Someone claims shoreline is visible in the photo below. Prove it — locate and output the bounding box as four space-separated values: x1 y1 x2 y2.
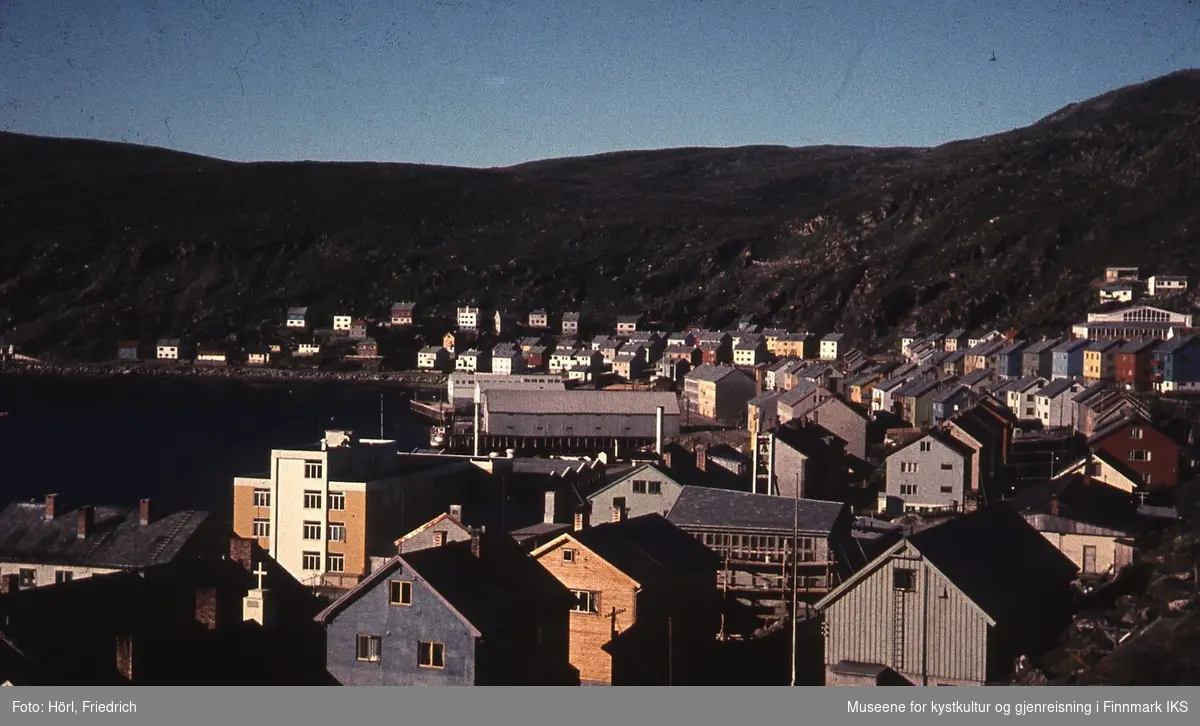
0 361 448 389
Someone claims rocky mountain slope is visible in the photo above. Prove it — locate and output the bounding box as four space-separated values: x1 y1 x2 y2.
2 70 1200 359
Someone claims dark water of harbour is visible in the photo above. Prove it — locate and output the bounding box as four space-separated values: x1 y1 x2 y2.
0 376 427 523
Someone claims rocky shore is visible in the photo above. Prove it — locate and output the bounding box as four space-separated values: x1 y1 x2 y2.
0 360 448 389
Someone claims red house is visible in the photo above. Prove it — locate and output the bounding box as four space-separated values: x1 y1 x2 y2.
1114 339 1160 392
1087 415 1180 490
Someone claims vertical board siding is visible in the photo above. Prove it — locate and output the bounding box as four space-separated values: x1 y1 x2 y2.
825 545 987 685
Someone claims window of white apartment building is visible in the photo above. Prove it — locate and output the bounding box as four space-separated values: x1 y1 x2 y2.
302 551 321 570
304 491 322 509
328 523 346 542
304 461 323 479
253 519 271 537
253 489 271 507
303 521 321 540
327 553 345 573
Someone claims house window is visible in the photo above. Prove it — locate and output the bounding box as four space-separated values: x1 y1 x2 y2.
55 570 73 584
302 552 321 570
252 488 271 507
940 463 953 470
17 569 36 587
562 549 576 563
328 523 346 542
304 491 322 509
893 568 917 591
433 531 447 546
919 441 931 452
570 589 599 613
328 492 346 510
1128 450 1152 462
303 521 321 540
252 518 271 538
1130 427 1144 439
304 461 323 479
418 641 446 669
356 635 381 663
1086 463 1102 476
389 580 413 606
327 553 345 573
632 480 647 494
940 485 954 494
900 462 919 473
900 484 918 495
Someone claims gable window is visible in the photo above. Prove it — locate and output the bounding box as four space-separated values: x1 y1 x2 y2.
356 635 381 663
919 441 932 452
252 488 271 507
648 481 662 495
1128 450 1152 462
1086 462 1102 476
303 521 321 540
893 568 917 591
252 518 271 538
632 480 647 494
562 548 576 563
328 492 346 511
328 523 347 542
434 531 447 546
1129 427 1144 439
304 461 323 479
302 551 321 570
418 641 446 669
570 589 599 614
389 580 413 606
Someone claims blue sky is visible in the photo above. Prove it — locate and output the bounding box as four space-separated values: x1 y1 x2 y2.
1 0 1198 167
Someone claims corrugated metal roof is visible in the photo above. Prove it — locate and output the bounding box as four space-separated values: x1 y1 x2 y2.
483 389 680 415
667 486 845 533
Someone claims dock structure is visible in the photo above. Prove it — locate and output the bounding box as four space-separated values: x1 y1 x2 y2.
409 399 456 424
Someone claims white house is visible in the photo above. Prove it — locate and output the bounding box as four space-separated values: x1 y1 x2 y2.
528 310 549 328
1146 275 1188 297
332 315 352 333
296 341 321 357
456 306 482 331
820 334 844 361
456 349 489 373
490 346 526 375
286 307 308 329
417 346 451 371
549 347 580 374
156 338 180 360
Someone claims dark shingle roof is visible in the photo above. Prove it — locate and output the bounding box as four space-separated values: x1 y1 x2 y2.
666 486 845 534
0 502 209 569
908 505 1078 622
483 390 680 415
570 514 720 584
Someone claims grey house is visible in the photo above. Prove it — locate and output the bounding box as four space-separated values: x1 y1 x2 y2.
1021 339 1061 378
882 430 973 515
316 532 577 685
1035 378 1088 429
931 385 973 425
816 506 1078 686
586 463 687 522
1051 339 1089 380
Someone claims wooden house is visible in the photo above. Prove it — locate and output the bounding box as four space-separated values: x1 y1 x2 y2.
355 338 379 358
1033 378 1087 429
390 302 416 326
417 346 452 371
1082 339 1123 382
530 515 720 685
1086 415 1180 490
1021 339 1060 378
156 338 181 361
528 310 549 329
316 532 577 685
349 320 368 341
615 315 641 335
881 430 973 515
246 346 271 366
1151 334 1200 392
286 306 308 329
195 345 227 365
561 312 580 336
1113 339 1159 391
816 506 1078 686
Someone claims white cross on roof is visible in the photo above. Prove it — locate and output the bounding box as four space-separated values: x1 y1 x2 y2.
253 563 268 590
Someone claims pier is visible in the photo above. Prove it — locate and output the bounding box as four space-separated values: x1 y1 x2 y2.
408 399 457 424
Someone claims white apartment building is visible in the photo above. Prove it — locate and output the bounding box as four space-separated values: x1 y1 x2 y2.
457 306 482 331
333 315 352 332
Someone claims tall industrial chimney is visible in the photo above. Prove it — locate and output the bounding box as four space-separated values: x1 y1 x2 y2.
655 406 664 455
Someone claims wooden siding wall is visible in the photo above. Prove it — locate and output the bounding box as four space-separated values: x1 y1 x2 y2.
823 546 989 685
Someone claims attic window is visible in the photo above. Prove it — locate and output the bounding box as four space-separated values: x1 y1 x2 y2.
1129 427 1144 439
562 549 576 563
389 580 413 606
919 441 932 452
892 568 916 592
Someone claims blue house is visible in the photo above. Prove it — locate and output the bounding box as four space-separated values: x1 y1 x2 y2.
932 385 974 425
1152 334 1200 393
315 531 577 686
1050 339 1089 380
992 340 1028 379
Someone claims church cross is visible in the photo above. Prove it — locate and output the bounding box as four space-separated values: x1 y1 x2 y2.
253 563 268 590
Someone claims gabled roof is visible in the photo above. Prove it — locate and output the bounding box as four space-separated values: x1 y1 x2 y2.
1084 339 1123 353
822 333 845 342
561 311 581 320
748 390 784 408
156 338 181 347
287 306 308 315
1052 339 1090 353
959 368 994 387
964 340 1004 357
1154 334 1200 354
1087 414 1167 447
1023 338 1062 355
394 511 470 547
483 390 680 416
666 486 846 534
685 364 747 383
893 377 941 399
1116 339 1160 355
535 514 719 586
1036 378 1085 401
817 506 1077 625
891 428 975 460
932 384 971 405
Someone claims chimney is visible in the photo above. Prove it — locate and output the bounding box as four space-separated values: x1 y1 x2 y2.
116 635 135 682
573 511 585 532
0 574 18 594
543 491 556 525
138 498 153 526
1049 496 1060 517
449 504 463 521
695 443 708 472
195 586 219 630
469 527 484 558
77 505 95 539
44 493 59 521
655 406 664 455
230 536 254 572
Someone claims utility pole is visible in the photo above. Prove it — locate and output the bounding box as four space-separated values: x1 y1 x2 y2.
790 472 799 687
